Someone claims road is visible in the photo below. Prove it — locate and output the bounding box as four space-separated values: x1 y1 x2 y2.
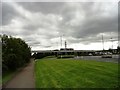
74 55 119 63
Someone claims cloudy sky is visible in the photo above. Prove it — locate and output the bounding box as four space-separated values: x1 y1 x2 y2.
1 0 119 50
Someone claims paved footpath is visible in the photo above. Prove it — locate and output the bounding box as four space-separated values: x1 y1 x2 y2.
3 60 35 88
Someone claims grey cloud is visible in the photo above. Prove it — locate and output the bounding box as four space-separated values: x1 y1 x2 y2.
118 2 120 46
28 41 41 45
67 33 118 45
72 16 118 39
20 34 53 47
2 2 19 25
2 2 118 50
0 2 2 26
2 30 19 36
57 2 118 41
17 2 65 14
23 24 39 31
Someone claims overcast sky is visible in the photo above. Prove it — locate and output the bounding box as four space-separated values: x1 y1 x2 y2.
1 0 119 50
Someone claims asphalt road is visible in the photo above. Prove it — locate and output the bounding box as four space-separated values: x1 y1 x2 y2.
74 55 119 63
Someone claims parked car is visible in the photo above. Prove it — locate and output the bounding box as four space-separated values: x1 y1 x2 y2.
101 54 112 58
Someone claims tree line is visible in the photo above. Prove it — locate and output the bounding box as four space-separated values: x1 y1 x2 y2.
32 52 54 59
1 34 31 74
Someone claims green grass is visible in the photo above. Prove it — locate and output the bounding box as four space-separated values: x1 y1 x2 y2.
2 70 16 85
35 58 118 88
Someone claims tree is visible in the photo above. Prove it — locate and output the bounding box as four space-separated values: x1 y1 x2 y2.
2 34 31 73
117 46 120 54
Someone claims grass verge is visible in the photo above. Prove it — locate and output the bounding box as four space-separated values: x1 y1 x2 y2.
2 70 16 85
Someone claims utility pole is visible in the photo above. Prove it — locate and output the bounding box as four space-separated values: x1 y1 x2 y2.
102 34 104 51
65 41 67 49
65 41 67 55
60 35 63 58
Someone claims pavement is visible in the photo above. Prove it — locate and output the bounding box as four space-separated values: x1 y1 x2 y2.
2 60 35 89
